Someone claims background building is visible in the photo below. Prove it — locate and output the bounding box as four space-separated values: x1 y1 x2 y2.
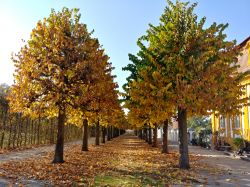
212 37 250 146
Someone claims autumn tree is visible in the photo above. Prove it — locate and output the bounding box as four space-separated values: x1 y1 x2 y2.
123 38 175 151
64 36 113 150
128 0 244 169
90 68 119 146
0 86 81 150
9 8 104 163
83 63 120 147
68 53 122 150
125 71 174 148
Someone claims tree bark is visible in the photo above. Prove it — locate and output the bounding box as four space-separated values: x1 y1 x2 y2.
52 107 65 163
50 118 54 144
45 119 49 144
162 119 169 153
148 127 152 144
17 114 22 147
82 118 88 151
0 108 7 149
24 118 29 146
53 120 57 143
134 130 138 136
114 128 118 137
8 118 13 148
102 127 106 144
37 116 41 145
107 126 111 141
95 119 100 146
144 127 148 142
152 125 158 147
30 120 34 144
12 114 19 148
178 107 190 169
138 129 143 139
111 126 114 139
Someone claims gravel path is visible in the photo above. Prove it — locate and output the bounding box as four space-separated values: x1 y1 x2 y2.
0 137 96 186
0 138 98 163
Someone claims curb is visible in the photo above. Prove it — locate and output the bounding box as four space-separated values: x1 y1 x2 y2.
223 151 234 157
240 156 250 162
224 151 250 162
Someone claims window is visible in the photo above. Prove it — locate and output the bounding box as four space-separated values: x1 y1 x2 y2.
234 134 241 138
234 115 240 129
229 116 233 138
219 116 225 128
229 116 232 127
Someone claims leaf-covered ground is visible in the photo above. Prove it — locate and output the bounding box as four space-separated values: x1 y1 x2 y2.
0 134 215 186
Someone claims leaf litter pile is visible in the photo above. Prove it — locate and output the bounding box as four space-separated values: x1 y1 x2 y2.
0 134 217 186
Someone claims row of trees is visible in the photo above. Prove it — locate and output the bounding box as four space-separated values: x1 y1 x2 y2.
0 83 125 149
0 84 81 149
123 0 246 169
7 8 126 163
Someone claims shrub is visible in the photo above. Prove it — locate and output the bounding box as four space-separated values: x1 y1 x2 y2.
232 137 245 151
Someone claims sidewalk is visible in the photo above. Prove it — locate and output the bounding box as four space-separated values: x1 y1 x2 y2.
170 143 250 186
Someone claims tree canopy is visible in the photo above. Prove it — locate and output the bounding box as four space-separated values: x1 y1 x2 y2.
123 0 245 169
8 7 123 163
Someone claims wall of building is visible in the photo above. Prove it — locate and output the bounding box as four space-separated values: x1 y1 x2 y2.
212 39 250 144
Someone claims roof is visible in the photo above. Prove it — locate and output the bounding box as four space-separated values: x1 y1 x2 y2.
237 36 250 74
239 36 250 48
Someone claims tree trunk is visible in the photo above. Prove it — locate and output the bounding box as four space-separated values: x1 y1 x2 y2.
82 118 88 151
18 114 23 147
107 126 111 141
107 127 110 141
37 116 41 145
162 119 169 153
45 119 50 144
17 114 22 147
24 118 29 146
114 128 117 138
144 127 148 142
111 126 114 139
12 114 18 148
50 118 54 144
178 107 190 169
102 127 106 144
152 125 158 147
52 107 65 163
30 120 34 144
8 118 13 148
148 127 152 145
0 109 8 149
138 129 143 139
115 128 119 137
95 119 100 146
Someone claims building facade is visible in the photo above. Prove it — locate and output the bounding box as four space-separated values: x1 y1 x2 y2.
212 37 250 145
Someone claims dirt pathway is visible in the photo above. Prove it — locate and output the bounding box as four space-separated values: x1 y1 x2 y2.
0 138 95 186
1 133 249 186
0 134 204 186
0 138 96 163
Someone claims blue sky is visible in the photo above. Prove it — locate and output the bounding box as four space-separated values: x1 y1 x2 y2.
0 0 249 91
